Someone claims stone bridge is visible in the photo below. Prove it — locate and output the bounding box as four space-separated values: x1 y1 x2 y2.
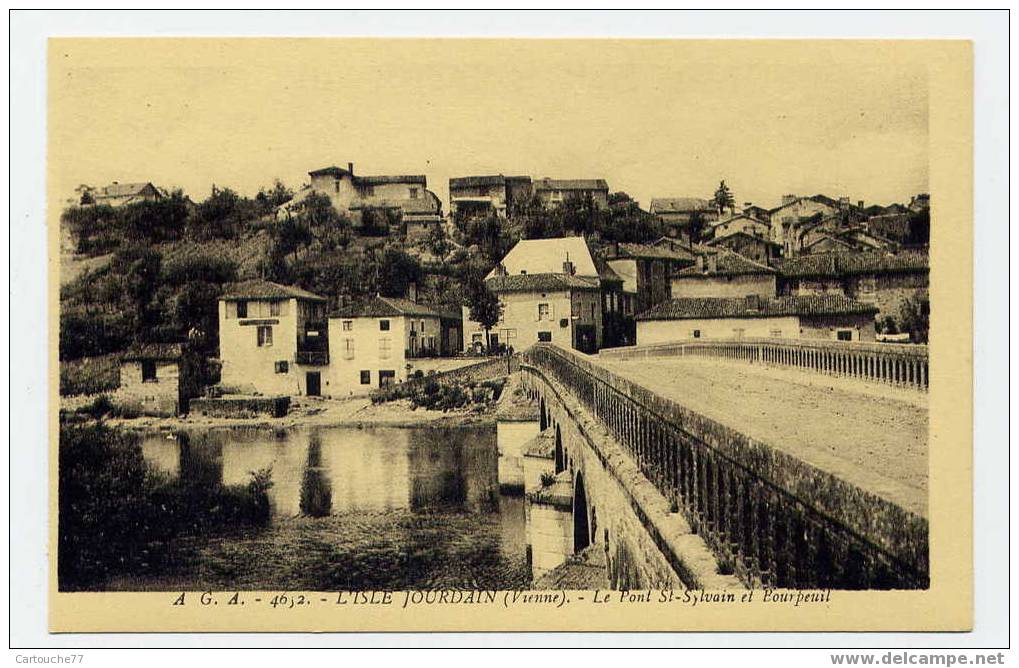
516 342 929 591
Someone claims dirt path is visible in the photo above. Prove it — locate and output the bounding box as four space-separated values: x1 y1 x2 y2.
597 357 928 517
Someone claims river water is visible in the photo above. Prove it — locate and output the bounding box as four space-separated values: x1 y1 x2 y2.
126 424 531 591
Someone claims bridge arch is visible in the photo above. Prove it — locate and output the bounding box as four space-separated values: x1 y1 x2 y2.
574 471 591 552
539 397 548 431
554 425 564 474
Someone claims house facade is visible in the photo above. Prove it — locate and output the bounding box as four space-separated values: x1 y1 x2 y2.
73 181 165 208
463 236 625 353
327 297 460 396
774 250 929 323
448 175 533 223
218 280 330 397
649 197 719 241
279 163 442 231
636 294 878 345
117 342 200 416
670 249 778 300
601 242 695 315
705 230 782 265
768 195 840 253
531 178 609 210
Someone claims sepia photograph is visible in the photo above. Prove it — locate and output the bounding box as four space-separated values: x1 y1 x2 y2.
35 29 981 636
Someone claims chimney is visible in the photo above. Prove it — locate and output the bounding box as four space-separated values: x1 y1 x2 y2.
858 200 865 209
348 162 354 175
745 294 761 311
562 260 575 276
782 194 797 205
494 263 508 277
707 254 718 272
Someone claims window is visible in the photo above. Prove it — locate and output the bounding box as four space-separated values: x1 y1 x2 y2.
342 320 352 331
237 300 248 318
334 179 341 194
379 319 390 331
257 325 273 347
770 329 783 338
379 338 391 359
269 301 282 317
343 338 355 360
409 187 420 199
420 320 426 332
590 304 595 319
275 361 289 374
691 329 701 339
360 370 371 385
537 303 550 321
559 318 569 328
141 360 157 382
836 329 853 341
362 184 374 197
538 331 552 342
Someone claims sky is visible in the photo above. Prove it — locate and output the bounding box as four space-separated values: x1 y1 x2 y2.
49 39 929 211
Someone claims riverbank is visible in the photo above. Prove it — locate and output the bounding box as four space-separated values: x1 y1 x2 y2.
99 372 534 435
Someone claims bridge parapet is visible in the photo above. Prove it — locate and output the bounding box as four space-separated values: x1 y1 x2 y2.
522 343 929 590
600 339 929 392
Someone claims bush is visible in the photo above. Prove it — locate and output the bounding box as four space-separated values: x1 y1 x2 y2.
75 394 115 419
60 355 121 395
58 423 274 591
60 310 134 361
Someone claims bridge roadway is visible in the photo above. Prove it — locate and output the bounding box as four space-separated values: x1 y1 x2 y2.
593 355 928 518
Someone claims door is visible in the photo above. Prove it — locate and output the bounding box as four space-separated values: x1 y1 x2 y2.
306 371 321 396
379 370 396 388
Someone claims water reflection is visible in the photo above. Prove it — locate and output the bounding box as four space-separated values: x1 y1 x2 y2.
135 423 529 591
140 424 503 519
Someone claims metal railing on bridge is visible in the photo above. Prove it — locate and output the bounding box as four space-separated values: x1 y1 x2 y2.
600 338 929 392
522 343 929 590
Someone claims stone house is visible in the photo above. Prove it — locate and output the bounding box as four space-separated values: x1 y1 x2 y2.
768 194 841 253
773 250 929 323
218 280 330 397
670 248 778 299
635 294 878 345
327 296 462 396
707 212 772 240
705 230 783 265
117 342 200 416
448 174 534 223
649 197 719 241
600 242 695 316
73 181 164 208
278 163 442 231
531 178 609 210
463 237 625 353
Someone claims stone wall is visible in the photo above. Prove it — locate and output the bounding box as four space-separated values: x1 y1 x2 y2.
116 360 179 416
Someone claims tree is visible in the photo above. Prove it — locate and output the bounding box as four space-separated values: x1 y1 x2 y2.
898 292 929 343
376 245 422 298
907 208 930 246
110 244 163 336
712 180 735 216
466 279 503 353
255 179 294 214
426 224 453 261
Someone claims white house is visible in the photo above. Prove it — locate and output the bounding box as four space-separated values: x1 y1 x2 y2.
218 280 329 397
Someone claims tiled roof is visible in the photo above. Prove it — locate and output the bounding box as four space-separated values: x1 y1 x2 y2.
95 182 158 198
329 296 449 319
601 242 698 263
532 178 609 192
486 273 600 293
709 213 770 229
308 165 352 177
450 175 508 189
220 280 327 302
649 197 714 214
637 295 879 321
355 174 427 186
774 251 929 278
706 230 782 248
122 342 185 361
675 248 776 277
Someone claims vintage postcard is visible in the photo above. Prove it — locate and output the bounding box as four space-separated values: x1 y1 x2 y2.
48 38 972 632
